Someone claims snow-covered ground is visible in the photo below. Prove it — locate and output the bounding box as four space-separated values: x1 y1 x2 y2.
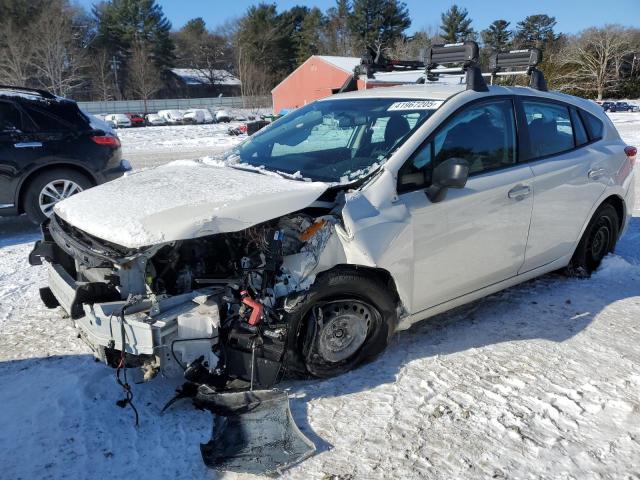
118 122 247 169
1 114 639 479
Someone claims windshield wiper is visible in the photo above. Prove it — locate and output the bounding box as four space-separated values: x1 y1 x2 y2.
229 163 305 181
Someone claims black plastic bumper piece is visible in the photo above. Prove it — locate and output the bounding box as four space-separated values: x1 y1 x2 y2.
195 387 315 475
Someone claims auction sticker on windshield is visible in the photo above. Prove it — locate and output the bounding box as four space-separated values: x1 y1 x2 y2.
388 100 444 111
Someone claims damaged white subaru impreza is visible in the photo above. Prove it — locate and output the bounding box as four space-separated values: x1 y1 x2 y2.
29 44 636 473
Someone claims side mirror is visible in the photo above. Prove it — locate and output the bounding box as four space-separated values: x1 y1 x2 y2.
426 157 469 202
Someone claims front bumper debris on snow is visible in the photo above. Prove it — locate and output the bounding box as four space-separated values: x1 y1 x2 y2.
29 217 321 474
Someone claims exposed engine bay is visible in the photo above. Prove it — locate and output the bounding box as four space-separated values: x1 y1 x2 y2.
32 208 338 388
29 210 345 473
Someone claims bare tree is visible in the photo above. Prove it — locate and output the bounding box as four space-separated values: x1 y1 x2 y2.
0 21 34 86
126 41 163 112
90 48 116 101
236 45 271 110
556 25 634 100
30 2 86 96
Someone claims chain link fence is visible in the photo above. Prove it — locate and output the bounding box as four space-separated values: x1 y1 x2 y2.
77 96 272 114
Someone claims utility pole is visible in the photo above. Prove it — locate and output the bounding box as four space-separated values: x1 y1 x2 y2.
111 56 122 99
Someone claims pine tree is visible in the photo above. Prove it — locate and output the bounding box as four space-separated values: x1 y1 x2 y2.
440 4 475 43
481 20 511 51
348 0 411 53
93 0 174 70
325 0 353 56
296 8 326 64
513 14 557 50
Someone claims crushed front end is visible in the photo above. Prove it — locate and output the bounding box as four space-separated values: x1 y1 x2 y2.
30 211 336 388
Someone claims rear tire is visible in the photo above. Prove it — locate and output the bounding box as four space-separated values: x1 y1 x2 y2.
283 268 397 378
567 203 619 276
23 169 92 224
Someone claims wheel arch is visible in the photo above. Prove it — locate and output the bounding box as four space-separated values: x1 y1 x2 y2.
600 194 625 237
16 163 97 213
315 263 404 314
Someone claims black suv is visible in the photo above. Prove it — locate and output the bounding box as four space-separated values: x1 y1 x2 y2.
0 86 131 223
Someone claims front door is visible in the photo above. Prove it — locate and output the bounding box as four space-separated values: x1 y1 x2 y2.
397 98 534 312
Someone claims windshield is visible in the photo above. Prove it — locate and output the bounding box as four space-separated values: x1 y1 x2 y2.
219 97 441 182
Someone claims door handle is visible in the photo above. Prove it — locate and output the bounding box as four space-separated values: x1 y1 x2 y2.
14 142 43 148
588 168 607 180
507 184 531 201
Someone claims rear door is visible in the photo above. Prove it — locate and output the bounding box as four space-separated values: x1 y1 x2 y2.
518 99 608 272
0 100 44 209
397 97 535 312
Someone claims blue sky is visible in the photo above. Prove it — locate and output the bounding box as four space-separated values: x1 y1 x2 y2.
77 0 639 33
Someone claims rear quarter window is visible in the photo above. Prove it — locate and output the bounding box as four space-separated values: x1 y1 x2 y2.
23 102 89 132
580 110 604 140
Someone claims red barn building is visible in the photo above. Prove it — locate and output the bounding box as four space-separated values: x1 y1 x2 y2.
271 56 360 114
271 55 461 114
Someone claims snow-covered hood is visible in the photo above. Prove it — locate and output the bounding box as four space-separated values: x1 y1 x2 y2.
54 161 330 249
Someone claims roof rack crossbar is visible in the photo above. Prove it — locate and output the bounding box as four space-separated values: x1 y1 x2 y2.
424 41 488 92
0 85 56 99
488 48 547 91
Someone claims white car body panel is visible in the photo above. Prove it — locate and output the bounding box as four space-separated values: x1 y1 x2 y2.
53 161 329 248
402 164 535 312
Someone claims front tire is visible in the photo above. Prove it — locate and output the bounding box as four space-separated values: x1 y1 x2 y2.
283 268 397 378
568 203 619 276
23 169 92 224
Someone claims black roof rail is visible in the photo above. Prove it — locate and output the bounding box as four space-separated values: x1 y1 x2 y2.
0 85 56 99
488 48 547 91
425 41 488 92
354 47 425 78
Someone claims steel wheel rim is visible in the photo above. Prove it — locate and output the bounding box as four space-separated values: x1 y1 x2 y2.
38 179 83 217
316 300 374 363
589 218 612 260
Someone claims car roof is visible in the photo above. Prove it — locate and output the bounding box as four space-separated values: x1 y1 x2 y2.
324 81 604 117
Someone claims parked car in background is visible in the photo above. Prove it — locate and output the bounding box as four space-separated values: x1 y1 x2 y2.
104 113 131 128
157 109 184 125
0 86 131 223
601 101 615 112
182 109 206 124
145 113 167 126
125 113 146 127
614 102 638 112
215 109 231 123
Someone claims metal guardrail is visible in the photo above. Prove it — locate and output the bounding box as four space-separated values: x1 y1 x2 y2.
77 96 272 114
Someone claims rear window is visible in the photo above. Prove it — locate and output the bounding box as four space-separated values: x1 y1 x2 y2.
580 110 604 140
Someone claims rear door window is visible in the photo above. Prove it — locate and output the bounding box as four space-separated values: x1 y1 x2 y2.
523 101 574 158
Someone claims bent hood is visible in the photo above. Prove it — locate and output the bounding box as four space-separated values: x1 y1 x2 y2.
54 161 330 248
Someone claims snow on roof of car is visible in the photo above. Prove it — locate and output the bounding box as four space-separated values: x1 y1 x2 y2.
170 68 241 86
